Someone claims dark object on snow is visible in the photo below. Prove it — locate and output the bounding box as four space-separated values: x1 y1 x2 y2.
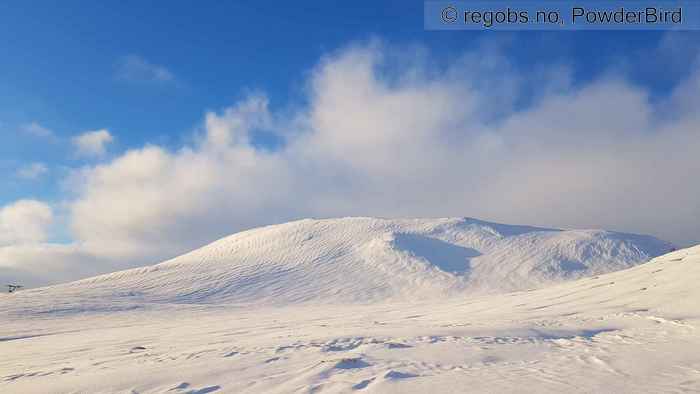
7 284 23 293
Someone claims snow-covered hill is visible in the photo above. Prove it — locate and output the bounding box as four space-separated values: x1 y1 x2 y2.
0 238 698 393
20 217 673 306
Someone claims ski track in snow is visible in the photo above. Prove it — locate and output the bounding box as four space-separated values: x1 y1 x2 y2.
0 218 697 393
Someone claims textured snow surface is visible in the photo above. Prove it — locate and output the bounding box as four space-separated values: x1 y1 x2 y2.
1 243 699 393
15 217 674 306
2 219 696 393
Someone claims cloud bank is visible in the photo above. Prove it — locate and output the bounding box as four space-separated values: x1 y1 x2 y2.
0 200 53 246
2 40 700 287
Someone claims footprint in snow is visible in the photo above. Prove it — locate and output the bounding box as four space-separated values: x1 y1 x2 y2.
385 342 412 349
352 378 375 390
169 382 190 391
187 386 221 394
383 370 419 379
168 383 221 394
333 357 370 369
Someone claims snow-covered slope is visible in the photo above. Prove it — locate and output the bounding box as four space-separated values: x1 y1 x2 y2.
1 242 698 393
23 217 673 305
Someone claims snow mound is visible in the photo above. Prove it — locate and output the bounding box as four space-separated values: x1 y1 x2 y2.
23 217 674 305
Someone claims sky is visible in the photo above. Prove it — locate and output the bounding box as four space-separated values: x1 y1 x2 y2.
1 1 700 287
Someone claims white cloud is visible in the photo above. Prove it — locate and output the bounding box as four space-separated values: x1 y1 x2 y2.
0 200 53 246
68 96 290 258
16 162 48 180
0 243 137 288
117 55 174 82
21 122 55 138
72 129 114 158
66 42 700 257
5 40 700 287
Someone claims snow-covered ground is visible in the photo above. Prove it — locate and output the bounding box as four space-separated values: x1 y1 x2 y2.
1 218 697 393
12 217 674 305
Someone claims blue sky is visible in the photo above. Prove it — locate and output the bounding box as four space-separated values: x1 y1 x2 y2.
1 1 699 286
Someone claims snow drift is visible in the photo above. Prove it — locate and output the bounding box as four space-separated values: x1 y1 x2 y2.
22 217 674 305
1 234 698 393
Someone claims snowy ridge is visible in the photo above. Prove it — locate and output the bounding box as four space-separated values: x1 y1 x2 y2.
21 217 673 306
0 240 698 393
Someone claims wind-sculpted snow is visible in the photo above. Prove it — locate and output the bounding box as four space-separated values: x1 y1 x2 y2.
0 242 698 393
9 217 673 307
